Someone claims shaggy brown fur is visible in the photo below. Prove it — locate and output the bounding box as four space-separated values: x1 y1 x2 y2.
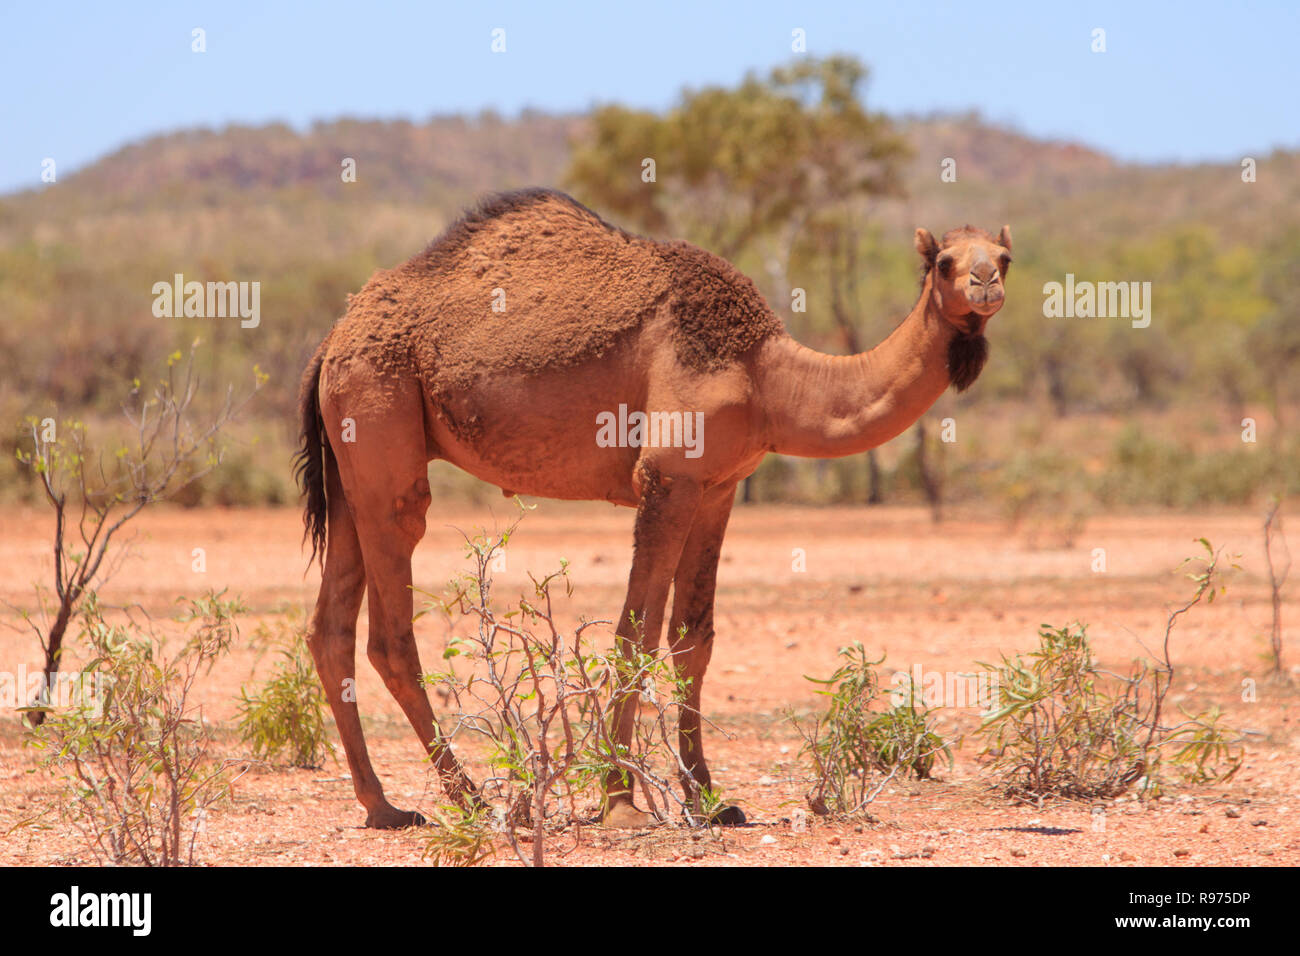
330 189 784 398
947 328 990 393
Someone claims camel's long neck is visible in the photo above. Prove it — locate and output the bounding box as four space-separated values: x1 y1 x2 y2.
755 274 956 459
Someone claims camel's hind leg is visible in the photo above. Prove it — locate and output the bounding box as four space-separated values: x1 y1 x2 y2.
306 452 416 828
324 380 477 818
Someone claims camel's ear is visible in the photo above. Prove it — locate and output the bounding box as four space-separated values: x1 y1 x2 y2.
914 228 938 269
998 225 1012 253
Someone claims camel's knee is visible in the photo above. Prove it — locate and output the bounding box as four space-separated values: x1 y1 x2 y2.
366 633 419 687
307 632 355 702
312 572 364 628
364 634 389 676
392 475 432 543
671 624 714 673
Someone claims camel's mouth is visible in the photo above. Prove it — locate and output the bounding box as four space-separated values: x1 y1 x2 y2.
965 289 1004 320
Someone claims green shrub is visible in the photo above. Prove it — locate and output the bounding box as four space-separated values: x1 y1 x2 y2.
237 627 333 769
417 506 706 865
27 591 244 865
790 643 952 817
975 542 1243 800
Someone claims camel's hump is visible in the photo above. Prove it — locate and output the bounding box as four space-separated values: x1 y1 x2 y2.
338 189 784 389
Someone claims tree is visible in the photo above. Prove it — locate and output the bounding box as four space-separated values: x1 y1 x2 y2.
13 346 263 725
568 55 911 503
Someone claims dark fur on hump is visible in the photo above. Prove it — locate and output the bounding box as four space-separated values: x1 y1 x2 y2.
655 240 785 370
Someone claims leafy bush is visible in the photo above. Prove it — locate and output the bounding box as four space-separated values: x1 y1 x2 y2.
27 591 244 866
976 542 1243 800
420 804 497 868
418 506 704 866
790 643 952 817
237 626 333 769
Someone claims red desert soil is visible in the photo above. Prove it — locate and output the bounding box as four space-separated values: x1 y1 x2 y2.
1 502 1296 866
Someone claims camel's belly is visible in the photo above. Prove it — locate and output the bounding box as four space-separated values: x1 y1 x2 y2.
419 352 760 504
440 449 640 507
425 385 643 506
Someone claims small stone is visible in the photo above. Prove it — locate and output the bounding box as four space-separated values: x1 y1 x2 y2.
854 825 864 834
760 835 777 845
690 847 705 859
1120 851 1136 862
1011 848 1026 858
840 847 850 856
828 836 841 846
1174 848 1191 857
1251 819 1268 827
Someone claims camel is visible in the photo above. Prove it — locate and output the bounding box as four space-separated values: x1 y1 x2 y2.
295 188 1011 829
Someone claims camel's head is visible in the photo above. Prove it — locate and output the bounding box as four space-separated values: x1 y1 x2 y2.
914 224 1013 391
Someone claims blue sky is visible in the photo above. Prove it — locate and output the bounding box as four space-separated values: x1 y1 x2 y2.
2 1 1296 195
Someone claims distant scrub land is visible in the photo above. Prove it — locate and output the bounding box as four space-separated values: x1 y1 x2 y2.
3 101 1297 516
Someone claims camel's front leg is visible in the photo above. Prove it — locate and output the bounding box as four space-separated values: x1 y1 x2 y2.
667 482 746 825
602 463 701 827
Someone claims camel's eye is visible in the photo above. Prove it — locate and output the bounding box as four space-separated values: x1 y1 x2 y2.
937 256 954 279
998 253 1012 276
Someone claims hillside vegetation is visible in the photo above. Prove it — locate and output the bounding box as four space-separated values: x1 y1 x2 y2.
3 73 1297 517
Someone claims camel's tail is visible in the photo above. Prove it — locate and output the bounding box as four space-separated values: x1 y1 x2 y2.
294 344 329 569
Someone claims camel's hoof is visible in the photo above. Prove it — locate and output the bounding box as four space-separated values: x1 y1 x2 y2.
708 804 747 827
601 803 656 829
364 806 427 829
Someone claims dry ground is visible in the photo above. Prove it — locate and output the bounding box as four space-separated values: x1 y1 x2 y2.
1 502 1297 866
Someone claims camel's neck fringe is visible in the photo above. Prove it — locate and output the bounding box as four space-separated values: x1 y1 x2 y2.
755 273 956 459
